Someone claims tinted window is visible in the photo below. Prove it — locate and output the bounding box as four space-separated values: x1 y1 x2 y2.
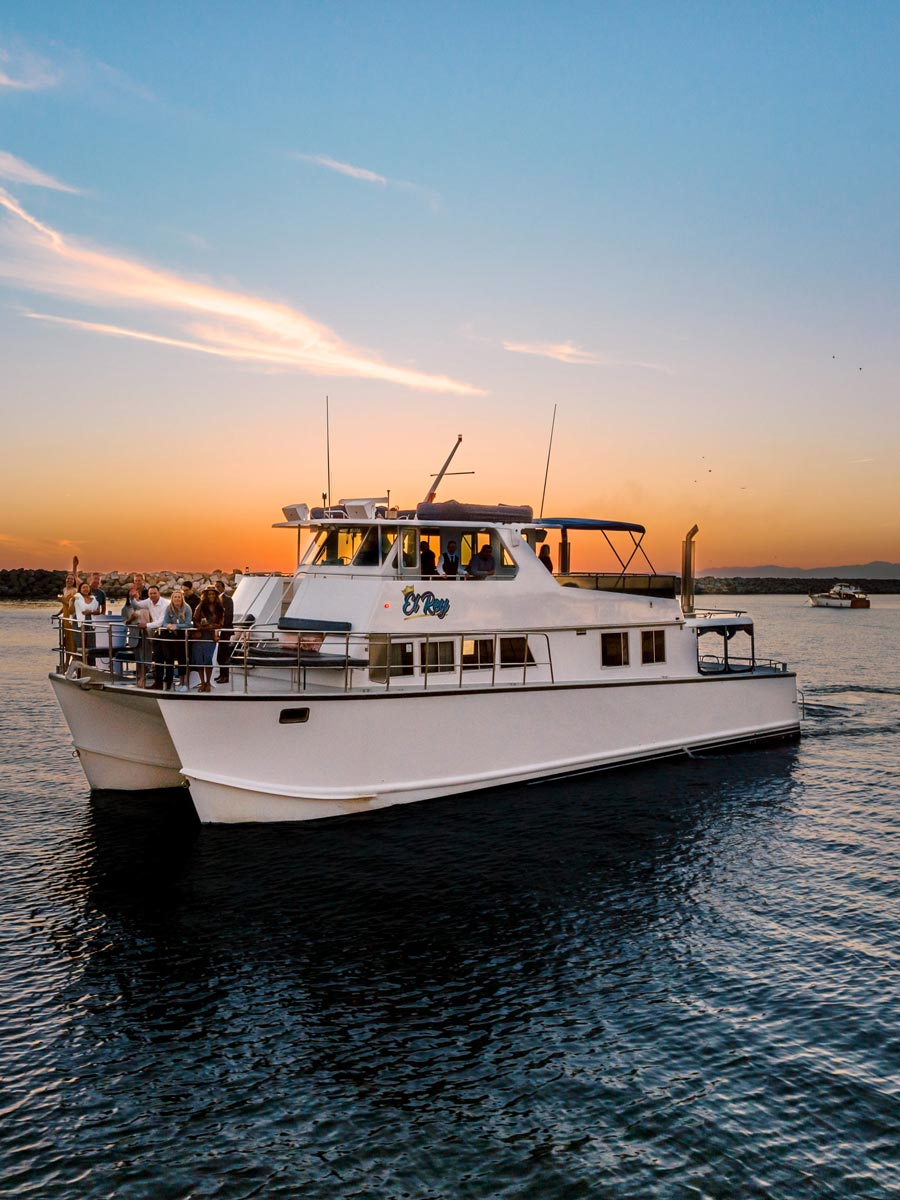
499 637 535 666
424 640 455 674
601 632 629 667
641 630 666 664
462 638 494 669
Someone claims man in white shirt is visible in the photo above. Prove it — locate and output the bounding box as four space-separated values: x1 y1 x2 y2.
439 540 460 577
133 586 170 688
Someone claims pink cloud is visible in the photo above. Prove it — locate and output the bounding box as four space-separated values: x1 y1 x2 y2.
0 150 79 193
0 189 484 395
503 337 672 373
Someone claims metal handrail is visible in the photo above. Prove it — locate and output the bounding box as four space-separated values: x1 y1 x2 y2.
54 619 786 695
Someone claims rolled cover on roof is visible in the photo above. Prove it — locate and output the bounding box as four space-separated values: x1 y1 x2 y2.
416 500 534 523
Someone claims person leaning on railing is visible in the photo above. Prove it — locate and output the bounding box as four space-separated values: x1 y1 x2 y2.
132 586 170 689
155 587 194 691
191 585 225 693
71 582 99 671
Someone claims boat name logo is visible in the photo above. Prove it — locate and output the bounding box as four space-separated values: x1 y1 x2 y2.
401 586 450 620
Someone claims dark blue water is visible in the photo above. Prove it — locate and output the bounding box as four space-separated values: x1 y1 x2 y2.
2 598 899 1199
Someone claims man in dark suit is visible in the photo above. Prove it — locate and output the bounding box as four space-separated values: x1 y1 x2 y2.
214 580 235 684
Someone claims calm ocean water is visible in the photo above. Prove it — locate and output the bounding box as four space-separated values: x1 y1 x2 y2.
1 597 899 1199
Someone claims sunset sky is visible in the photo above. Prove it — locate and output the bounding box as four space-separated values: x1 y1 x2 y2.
2 2 899 575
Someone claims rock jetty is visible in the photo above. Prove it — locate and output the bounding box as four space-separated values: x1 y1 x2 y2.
695 577 900 595
0 569 243 602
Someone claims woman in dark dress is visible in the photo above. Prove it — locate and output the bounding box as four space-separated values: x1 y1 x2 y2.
191 585 225 693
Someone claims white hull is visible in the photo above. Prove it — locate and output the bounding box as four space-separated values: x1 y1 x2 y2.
808 586 869 608
50 675 183 791
153 674 799 823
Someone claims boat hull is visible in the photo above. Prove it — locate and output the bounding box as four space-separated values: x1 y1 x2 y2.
154 673 800 823
49 674 184 792
808 594 870 608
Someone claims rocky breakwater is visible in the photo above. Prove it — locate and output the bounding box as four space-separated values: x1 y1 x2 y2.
696 577 900 595
0 568 244 602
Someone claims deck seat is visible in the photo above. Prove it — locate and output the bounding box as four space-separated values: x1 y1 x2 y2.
277 616 352 632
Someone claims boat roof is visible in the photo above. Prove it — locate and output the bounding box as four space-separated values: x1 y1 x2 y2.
274 501 645 533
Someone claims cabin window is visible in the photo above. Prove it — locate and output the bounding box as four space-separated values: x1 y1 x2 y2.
499 637 535 666
641 630 666 664
423 639 455 674
369 637 415 681
401 530 419 570
418 533 440 578
309 526 365 567
460 533 478 573
352 527 380 566
462 638 494 669
601 631 629 667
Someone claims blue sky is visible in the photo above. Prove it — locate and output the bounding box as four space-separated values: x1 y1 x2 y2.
2 2 899 570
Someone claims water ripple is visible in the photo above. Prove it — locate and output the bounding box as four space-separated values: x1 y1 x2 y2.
2 600 900 1197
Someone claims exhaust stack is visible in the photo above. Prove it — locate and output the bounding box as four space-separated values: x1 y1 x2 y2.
681 525 699 614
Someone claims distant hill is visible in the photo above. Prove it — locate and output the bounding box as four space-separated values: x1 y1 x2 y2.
699 560 900 579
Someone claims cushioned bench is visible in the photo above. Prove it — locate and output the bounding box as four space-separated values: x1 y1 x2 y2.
276 616 352 632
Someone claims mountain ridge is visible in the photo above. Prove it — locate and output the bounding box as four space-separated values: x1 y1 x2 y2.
699 560 900 579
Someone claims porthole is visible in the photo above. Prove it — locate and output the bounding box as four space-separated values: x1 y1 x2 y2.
279 708 310 724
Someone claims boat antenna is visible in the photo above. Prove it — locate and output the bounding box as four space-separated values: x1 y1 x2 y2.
423 434 464 504
325 395 332 508
539 403 557 519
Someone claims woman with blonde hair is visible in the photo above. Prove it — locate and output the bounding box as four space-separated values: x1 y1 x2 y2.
157 588 194 691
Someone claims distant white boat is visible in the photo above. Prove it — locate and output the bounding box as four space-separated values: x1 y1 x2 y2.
808 584 870 609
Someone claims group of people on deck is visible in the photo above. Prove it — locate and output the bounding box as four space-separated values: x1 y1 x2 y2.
56 559 235 692
419 539 497 580
419 538 553 578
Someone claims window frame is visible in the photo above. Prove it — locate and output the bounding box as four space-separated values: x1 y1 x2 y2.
601 631 630 668
641 629 666 665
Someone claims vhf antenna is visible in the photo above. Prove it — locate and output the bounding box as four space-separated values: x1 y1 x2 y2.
539 403 557 519
325 395 332 508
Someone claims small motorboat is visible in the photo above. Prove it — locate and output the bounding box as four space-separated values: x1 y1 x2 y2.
808 584 870 609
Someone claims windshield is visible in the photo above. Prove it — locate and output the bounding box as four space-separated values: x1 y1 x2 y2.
305 526 397 568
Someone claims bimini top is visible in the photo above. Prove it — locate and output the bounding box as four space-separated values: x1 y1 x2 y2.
530 517 646 535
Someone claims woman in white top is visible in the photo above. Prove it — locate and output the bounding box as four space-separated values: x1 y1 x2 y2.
72 581 99 667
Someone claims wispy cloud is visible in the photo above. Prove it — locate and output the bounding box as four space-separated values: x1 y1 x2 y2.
503 337 673 373
0 188 483 395
293 152 440 209
504 339 608 365
0 150 79 193
296 154 388 186
0 47 61 92
849 457 874 464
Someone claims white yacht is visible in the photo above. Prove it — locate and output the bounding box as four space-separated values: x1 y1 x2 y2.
808 583 870 609
50 450 800 823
